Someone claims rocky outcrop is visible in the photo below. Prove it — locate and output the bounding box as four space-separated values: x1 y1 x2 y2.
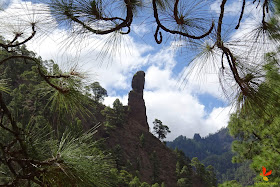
128 71 149 131
94 71 178 186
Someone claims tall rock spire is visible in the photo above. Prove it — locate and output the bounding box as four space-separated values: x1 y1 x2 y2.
128 71 149 131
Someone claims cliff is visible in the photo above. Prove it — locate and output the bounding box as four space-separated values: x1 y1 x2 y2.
128 71 149 131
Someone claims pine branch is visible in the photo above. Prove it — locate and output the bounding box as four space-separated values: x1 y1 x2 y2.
235 0 246 29
62 0 133 35
0 23 36 51
152 0 214 44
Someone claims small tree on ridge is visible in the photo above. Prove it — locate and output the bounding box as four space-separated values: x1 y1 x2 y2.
153 119 171 140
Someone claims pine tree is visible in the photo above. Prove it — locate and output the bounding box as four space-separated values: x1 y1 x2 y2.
228 59 280 183
86 82 108 103
153 119 171 140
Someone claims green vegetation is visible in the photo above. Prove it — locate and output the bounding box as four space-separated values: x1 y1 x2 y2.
139 133 145 147
174 148 217 187
168 128 233 161
225 3 280 186
218 180 242 187
168 128 257 185
0 43 115 186
101 98 126 131
167 128 235 182
153 119 171 141
228 57 280 184
150 151 160 184
85 82 108 103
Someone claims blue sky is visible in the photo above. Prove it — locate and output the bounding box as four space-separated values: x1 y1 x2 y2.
0 0 268 140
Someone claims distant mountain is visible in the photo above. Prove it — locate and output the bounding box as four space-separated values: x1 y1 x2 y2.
167 128 233 161
166 128 256 185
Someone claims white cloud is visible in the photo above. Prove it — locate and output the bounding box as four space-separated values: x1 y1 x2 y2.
145 66 173 90
205 106 232 131
145 89 205 140
27 25 153 94
180 59 224 100
210 0 241 16
104 95 128 107
76 35 152 93
146 90 231 140
143 49 231 140
131 23 149 37
210 0 258 17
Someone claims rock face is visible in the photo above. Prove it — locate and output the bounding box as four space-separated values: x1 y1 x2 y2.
128 71 149 131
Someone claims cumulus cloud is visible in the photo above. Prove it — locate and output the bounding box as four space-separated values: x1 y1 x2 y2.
143 46 231 140
204 106 231 132
210 0 260 17
131 23 149 37
104 95 128 107
28 23 153 94
145 89 205 140
146 90 231 140
210 0 242 16
179 55 225 100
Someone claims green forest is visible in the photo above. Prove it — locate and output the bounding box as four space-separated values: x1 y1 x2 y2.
1 0 280 186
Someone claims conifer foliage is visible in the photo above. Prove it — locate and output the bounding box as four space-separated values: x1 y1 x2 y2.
228 58 280 184
0 40 115 186
227 2 280 184
153 119 171 140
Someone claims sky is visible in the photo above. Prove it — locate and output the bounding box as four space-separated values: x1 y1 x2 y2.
0 0 270 141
